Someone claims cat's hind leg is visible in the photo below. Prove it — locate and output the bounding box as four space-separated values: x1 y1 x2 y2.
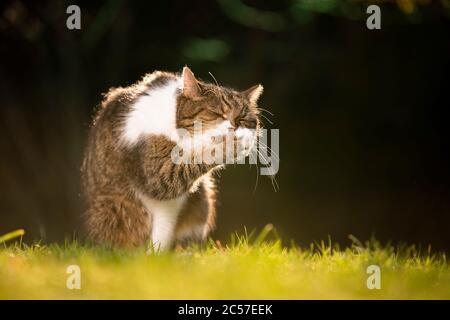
85 194 150 248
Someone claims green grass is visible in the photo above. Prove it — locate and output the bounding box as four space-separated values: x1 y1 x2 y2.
0 226 449 299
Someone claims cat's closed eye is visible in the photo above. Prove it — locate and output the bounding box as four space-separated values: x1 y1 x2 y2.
206 109 227 120
231 106 247 126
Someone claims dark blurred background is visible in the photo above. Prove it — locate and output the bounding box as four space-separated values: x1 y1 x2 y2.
1 0 449 250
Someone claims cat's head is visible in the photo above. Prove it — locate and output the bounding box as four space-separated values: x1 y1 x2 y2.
176 67 263 161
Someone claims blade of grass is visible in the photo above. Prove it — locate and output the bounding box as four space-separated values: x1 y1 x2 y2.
0 229 25 244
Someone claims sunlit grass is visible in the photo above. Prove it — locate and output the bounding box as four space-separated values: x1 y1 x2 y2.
0 226 449 299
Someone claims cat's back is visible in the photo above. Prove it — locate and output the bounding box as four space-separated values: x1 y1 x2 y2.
81 71 180 198
92 71 179 140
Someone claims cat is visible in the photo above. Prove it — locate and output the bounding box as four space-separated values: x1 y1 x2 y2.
81 67 263 250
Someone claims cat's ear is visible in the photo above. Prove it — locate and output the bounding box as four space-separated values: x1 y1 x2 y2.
242 84 263 103
182 66 201 98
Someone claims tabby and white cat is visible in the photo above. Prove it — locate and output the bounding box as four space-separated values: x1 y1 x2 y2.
81 67 263 250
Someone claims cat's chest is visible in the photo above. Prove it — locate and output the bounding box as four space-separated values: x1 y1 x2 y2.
138 192 187 220
137 192 187 250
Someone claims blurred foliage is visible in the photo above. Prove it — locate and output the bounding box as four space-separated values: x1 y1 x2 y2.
1 0 449 43
81 0 124 49
216 0 450 30
182 38 230 62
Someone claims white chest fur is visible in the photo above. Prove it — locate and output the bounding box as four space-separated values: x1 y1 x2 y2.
137 192 186 251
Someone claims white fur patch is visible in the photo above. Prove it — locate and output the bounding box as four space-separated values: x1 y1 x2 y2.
122 78 182 145
138 192 186 251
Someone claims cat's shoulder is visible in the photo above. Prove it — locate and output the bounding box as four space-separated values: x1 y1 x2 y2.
101 70 179 107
